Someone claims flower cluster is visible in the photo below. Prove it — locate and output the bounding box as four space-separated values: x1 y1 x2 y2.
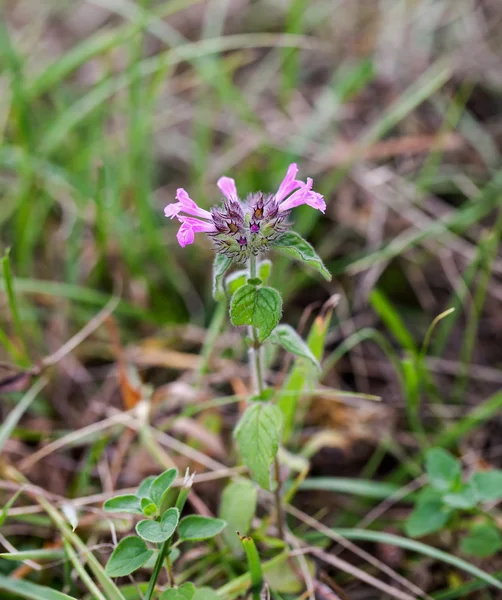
164 163 325 262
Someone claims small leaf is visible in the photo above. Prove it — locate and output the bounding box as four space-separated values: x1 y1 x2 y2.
213 254 233 300
405 499 451 538
136 507 179 543
471 470 502 502
461 524 502 558
103 495 143 515
137 475 156 498
160 582 196 600
193 589 220 600
274 231 331 280
178 515 226 541
150 467 178 507
273 324 320 369
141 500 157 516
219 479 257 555
105 536 153 577
443 481 478 509
234 403 283 490
425 448 461 491
230 284 282 343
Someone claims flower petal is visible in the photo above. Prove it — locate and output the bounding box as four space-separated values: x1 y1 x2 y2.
217 177 238 202
176 222 195 247
275 163 301 203
165 188 212 220
278 177 326 213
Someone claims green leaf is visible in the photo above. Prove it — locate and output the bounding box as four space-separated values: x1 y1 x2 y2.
193 589 219 600
461 524 502 558
141 499 157 516
0 574 78 600
405 498 451 537
137 475 156 498
273 324 320 369
219 479 257 554
471 470 502 502
178 515 226 541
234 403 283 490
136 507 179 543
274 231 331 280
160 582 196 600
213 254 233 300
230 284 282 343
425 448 461 491
443 481 478 509
105 537 153 578
150 467 178 507
103 495 143 515
226 261 272 296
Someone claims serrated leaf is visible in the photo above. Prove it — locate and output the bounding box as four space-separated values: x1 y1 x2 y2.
461 524 502 558
178 515 226 541
137 475 156 498
103 495 143 515
150 467 178 507
230 284 282 343
405 499 451 538
425 448 461 491
273 324 320 369
105 537 153 578
136 507 179 543
274 231 331 280
213 254 233 300
160 582 196 600
471 470 502 502
234 403 283 490
219 479 257 555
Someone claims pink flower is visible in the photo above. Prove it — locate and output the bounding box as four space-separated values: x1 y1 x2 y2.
217 177 238 203
165 188 212 221
165 189 216 247
165 164 325 250
275 164 326 214
176 217 216 248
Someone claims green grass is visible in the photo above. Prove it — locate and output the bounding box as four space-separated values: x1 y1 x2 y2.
2 1 502 598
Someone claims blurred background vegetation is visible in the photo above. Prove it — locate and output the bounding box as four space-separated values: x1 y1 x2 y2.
2 0 502 598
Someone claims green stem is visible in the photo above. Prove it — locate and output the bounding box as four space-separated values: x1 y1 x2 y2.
144 540 170 600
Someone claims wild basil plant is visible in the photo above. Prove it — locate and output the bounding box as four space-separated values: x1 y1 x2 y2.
164 164 331 534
